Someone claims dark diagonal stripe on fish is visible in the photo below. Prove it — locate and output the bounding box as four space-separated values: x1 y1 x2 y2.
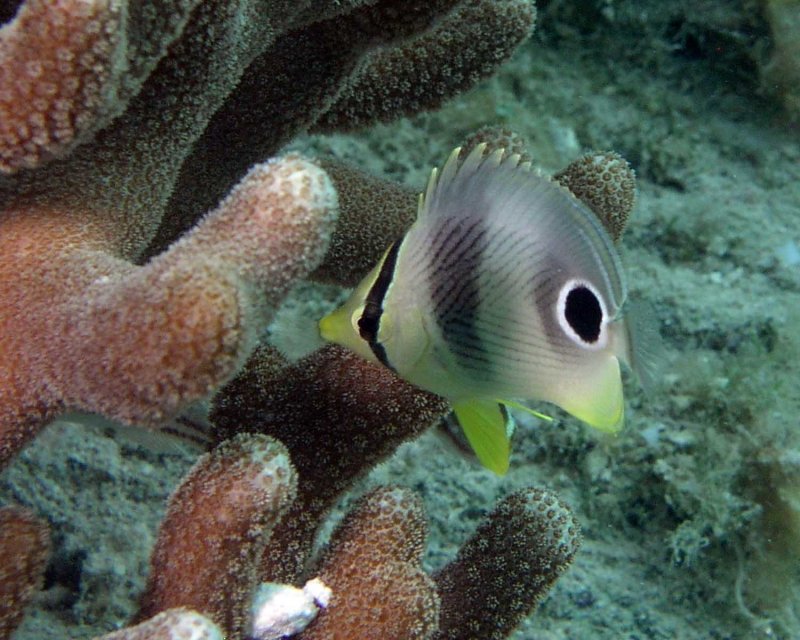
428 218 490 375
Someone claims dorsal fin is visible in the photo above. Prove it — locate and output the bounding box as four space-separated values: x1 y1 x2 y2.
418 144 529 220
413 142 627 310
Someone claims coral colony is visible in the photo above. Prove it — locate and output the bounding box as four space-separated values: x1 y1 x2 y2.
0 2 638 638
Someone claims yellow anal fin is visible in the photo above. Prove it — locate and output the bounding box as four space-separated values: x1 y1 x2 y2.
452 399 512 476
555 356 625 434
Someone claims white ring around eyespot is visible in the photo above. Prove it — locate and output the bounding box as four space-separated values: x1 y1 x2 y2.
555 278 609 351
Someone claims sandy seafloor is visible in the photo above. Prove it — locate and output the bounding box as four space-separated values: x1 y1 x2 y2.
3 2 800 639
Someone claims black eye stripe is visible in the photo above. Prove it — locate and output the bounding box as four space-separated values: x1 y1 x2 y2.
357 303 381 341
358 238 403 369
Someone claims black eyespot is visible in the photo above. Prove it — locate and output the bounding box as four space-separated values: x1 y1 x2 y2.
564 285 602 343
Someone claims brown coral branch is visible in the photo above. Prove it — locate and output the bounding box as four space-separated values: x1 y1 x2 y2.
299 486 440 640
149 0 536 258
211 345 450 583
554 151 637 242
0 153 337 467
121 477 579 639
313 0 537 132
311 156 418 287
137 434 297 638
433 488 581 639
0 505 50 640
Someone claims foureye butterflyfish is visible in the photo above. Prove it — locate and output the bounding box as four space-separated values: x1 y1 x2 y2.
319 144 648 475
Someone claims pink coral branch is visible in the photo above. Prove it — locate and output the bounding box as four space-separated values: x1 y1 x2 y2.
0 154 337 463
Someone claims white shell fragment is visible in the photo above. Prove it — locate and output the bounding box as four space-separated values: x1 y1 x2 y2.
249 577 333 639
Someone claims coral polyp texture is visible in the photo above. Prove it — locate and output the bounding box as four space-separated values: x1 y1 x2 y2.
433 489 581 640
96 609 223 640
0 153 338 465
136 434 297 638
554 151 636 243
0 0 127 173
211 344 451 583
0 0 537 468
104 424 579 639
0 506 50 639
299 486 440 640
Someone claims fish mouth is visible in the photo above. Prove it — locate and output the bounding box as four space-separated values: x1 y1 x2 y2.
318 308 348 343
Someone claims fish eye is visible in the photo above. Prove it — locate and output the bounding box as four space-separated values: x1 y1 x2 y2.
354 305 374 342
556 279 609 350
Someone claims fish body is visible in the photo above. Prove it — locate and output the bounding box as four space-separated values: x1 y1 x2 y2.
320 145 642 474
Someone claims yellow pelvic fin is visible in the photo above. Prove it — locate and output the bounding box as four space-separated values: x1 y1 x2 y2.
452 399 513 476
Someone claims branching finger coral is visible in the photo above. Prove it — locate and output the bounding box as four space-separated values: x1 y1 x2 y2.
0 0 536 470
102 427 579 639
0 154 338 467
299 487 440 640
433 488 581 639
0 3 608 638
211 344 450 582
136 434 297 638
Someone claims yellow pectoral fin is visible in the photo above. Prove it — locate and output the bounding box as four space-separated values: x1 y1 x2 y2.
555 357 625 434
452 400 512 475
